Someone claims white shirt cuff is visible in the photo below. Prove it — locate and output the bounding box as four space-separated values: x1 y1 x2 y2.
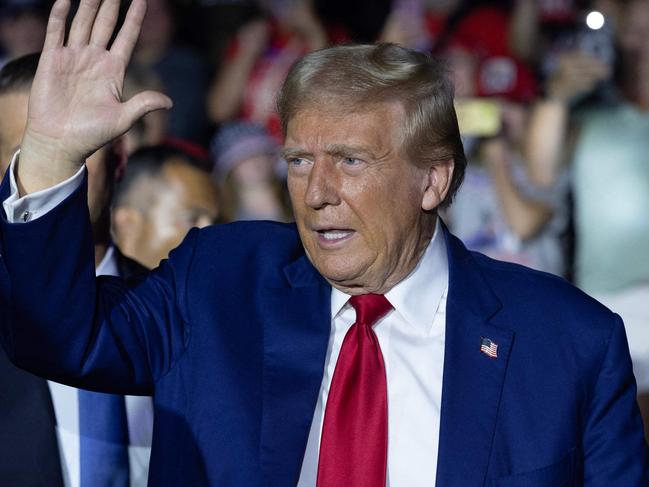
2 149 86 223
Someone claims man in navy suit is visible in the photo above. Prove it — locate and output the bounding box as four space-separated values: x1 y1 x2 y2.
0 0 647 485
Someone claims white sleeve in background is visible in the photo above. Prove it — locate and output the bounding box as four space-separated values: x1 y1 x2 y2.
2 149 86 223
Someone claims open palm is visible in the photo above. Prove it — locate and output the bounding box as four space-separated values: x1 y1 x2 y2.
24 0 171 168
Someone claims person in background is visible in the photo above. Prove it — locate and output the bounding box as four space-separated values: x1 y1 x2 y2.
380 0 513 58
508 0 619 67
0 0 47 68
0 53 153 486
132 0 208 142
525 0 649 437
0 53 36 176
442 36 568 276
121 64 168 155
445 101 569 276
210 120 290 222
112 144 220 270
207 0 345 140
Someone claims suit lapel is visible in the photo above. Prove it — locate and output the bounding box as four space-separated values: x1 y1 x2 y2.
260 255 331 487
436 230 515 487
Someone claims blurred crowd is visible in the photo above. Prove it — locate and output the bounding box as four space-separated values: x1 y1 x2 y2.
0 0 648 430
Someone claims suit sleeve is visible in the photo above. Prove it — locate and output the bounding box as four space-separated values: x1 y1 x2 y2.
0 170 196 396
582 314 649 484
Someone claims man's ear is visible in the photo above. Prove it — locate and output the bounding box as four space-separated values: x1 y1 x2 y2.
421 159 454 211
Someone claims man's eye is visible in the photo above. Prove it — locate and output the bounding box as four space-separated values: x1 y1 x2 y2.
288 157 306 166
343 157 361 165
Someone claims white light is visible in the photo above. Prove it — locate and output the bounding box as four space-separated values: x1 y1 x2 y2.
586 11 605 30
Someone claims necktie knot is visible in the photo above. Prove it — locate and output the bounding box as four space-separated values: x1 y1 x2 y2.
349 294 392 327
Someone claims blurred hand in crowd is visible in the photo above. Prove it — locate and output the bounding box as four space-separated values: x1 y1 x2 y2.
236 19 270 61
379 2 430 51
546 50 611 103
275 0 327 46
208 0 328 137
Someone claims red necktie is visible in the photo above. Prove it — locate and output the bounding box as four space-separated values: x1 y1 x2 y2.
317 294 393 487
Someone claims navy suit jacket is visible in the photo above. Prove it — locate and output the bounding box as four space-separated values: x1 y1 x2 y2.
0 174 647 486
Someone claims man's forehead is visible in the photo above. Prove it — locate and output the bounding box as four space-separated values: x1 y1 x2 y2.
284 101 406 147
288 98 404 122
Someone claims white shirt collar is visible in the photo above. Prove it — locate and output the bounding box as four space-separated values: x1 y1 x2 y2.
331 219 449 334
96 245 119 277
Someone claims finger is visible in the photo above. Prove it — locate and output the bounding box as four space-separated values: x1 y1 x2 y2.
90 0 120 48
68 0 102 47
571 57 608 70
119 90 173 132
570 80 599 96
111 0 147 64
43 0 71 51
569 64 609 81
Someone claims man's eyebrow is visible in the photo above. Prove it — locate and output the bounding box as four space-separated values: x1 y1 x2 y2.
324 144 376 158
281 144 382 160
280 147 309 159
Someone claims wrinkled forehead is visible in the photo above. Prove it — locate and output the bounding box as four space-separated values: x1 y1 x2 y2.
284 97 408 138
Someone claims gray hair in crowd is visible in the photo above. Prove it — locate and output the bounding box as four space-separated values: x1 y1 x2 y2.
276 43 466 208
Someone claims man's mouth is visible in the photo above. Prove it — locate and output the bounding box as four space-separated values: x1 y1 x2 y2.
315 229 355 244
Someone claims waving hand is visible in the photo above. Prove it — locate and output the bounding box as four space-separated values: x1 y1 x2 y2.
18 0 172 194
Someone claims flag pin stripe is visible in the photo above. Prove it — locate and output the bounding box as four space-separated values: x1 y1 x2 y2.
480 337 498 359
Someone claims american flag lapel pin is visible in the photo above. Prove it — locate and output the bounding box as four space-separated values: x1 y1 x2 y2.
480 337 498 359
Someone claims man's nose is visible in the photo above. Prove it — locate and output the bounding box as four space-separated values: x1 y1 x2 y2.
304 160 341 209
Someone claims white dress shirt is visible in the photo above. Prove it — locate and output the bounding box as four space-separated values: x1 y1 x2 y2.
298 220 449 487
4 155 153 487
4 155 449 486
3 150 86 223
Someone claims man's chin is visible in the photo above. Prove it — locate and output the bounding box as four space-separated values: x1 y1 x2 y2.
310 259 369 291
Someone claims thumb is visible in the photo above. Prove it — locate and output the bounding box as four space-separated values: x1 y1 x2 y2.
120 90 173 130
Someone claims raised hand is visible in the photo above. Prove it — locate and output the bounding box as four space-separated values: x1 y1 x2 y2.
18 0 172 194
547 50 611 103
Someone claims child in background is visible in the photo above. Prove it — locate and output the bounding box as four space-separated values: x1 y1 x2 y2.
211 121 291 222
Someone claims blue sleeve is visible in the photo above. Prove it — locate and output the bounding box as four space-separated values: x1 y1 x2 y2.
582 314 649 484
0 169 196 396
